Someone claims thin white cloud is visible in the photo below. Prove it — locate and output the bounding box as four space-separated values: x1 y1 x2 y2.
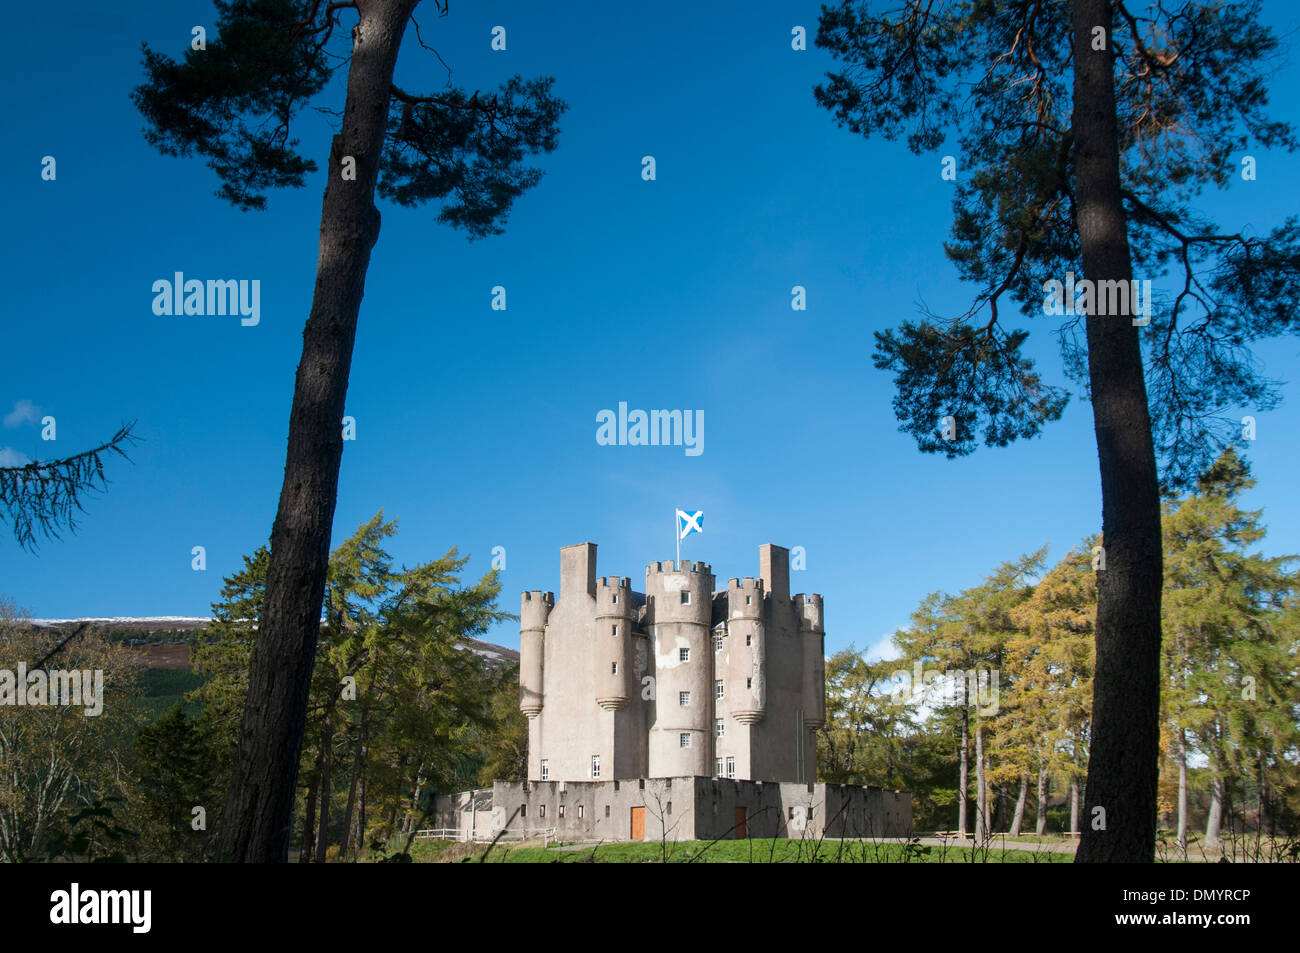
3 399 40 429
0 447 31 467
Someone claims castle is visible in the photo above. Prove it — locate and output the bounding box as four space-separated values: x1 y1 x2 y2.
433 542 912 843
520 542 824 783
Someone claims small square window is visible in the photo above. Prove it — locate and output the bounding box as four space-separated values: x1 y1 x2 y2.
611 662 618 674
679 691 690 707
745 633 752 646
714 680 724 699
680 732 691 748
680 591 691 605
715 718 724 738
679 647 690 662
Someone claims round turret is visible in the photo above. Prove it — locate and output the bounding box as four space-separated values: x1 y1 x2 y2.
644 560 715 777
594 576 637 711
519 590 553 718
726 578 766 725
797 593 825 728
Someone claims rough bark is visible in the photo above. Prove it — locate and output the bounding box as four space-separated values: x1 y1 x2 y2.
1070 0 1164 864
1070 776 1080 835
300 771 318 864
974 723 987 841
313 704 336 862
214 0 418 862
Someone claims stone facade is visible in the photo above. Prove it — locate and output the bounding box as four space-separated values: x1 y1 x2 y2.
433 779 914 842
519 542 826 784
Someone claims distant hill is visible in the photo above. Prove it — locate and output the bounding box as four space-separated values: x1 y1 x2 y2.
27 616 519 664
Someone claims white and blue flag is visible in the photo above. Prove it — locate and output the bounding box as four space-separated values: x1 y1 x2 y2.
676 509 703 540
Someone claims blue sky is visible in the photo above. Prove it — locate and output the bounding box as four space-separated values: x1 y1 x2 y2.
4 1 1300 661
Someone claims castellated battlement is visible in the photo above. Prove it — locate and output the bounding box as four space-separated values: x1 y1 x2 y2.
520 590 555 632
795 592 825 632
646 559 712 575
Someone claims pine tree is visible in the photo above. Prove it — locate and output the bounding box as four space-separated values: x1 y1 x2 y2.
134 1 564 860
814 0 1299 861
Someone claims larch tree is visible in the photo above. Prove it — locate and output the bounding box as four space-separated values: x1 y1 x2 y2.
133 0 565 860
814 0 1298 861
1160 449 1297 849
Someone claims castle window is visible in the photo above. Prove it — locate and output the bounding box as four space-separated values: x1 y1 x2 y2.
540 759 549 781
679 647 690 662
612 594 618 604
578 805 584 819
714 758 723 777
714 634 722 651
714 680 724 699
726 757 735 779
559 805 565 818
745 633 752 646
746 595 752 605
747 677 753 689
611 662 618 674
612 625 618 637
591 755 601 779
604 805 610 818
679 691 690 707
667 802 673 815
679 733 691 748
521 804 528 818
540 804 546 818
715 719 724 738
680 591 691 605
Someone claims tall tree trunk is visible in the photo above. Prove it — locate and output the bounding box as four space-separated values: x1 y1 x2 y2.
1070 776 1080 836
1010 773 1029 836
1070 0 1164 865
958 703 969 837
314 706 335 862
1036 763 1049 836
1177 731 1188 852
974 723 987 841
1205 774 1223 847
214 0 419 863
300 770 318 864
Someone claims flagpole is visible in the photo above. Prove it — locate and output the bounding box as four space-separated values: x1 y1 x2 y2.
675 510 680 566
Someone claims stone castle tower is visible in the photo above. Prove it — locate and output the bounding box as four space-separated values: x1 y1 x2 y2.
519 542 825 783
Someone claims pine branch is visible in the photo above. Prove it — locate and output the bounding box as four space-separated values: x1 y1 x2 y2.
0 422 139 551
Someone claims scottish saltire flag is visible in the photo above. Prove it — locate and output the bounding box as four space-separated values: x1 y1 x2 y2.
677 509 703 540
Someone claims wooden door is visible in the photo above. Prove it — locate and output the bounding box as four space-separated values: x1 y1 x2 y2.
630 806 645 841
734 807 748 839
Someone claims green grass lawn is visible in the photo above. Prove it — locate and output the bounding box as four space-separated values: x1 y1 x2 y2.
443 838 1075 863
